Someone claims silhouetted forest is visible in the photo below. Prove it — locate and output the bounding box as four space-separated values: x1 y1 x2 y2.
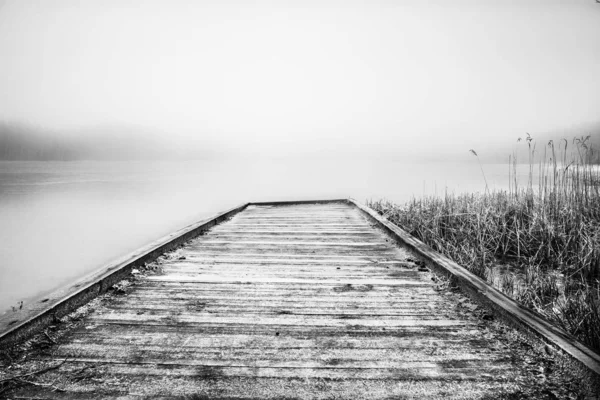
0 123 74 160
1 120 599 162
0 122 212 161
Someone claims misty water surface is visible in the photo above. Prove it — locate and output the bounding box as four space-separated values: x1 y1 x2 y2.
0 158 525 314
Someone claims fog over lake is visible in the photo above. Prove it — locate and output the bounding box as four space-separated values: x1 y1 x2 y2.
0 158 536 314
1 0 599 314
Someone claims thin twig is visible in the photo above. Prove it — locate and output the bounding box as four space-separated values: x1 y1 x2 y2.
0 359 67 384
16 378 66 393
44 331 56 344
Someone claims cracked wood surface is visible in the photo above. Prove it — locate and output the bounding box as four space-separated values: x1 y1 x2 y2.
8 203 561 399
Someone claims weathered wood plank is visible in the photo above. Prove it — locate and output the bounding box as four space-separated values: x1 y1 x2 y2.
156 269 422 279
143 276 432 287
120 284 440 295
31 359 515 380
200 234 383 242
208 230 380 234
154 271 424 282
226 224 371 227
45 349 511 368
71 323 478 337
119 294 443 303
190 240 389 246
87 312 470 327
178 252 409 260
65 330 491 349
94 305 452 316
16 377 518 400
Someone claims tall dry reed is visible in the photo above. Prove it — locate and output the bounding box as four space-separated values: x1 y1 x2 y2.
368 135 600 352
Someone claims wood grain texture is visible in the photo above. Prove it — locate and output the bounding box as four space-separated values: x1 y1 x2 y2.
8 202 582 398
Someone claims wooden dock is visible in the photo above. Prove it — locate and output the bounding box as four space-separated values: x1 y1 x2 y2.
2 201 600 398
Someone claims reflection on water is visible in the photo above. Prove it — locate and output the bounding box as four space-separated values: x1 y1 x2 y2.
0 158 527 314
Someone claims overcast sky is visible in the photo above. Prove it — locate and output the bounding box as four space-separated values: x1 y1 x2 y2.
0 0 599 156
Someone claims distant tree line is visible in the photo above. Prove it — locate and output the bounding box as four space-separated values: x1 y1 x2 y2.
0 122 166 161
0 122 212 161
0 123 79 161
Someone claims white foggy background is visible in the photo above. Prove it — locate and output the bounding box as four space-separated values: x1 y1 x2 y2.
0 0 599 313
1 0 599 156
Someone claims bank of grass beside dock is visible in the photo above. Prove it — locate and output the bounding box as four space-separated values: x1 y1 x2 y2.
368 136 600 353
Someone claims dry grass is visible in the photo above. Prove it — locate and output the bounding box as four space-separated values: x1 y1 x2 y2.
368 135 600 353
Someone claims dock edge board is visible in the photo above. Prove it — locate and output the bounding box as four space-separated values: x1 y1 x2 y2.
248 199 349 206
349 199 600 392
0 202 250 347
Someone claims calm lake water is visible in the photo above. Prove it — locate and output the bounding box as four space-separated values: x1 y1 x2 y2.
0 158 520 315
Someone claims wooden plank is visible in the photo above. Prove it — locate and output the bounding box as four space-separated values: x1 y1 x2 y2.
155 270 422 281
202 234 382 241
181 248 401 257
16 374 515 400
144 276 431 286
225 223 370 227
132 285 431 294
209 230 378 234
103 304 449 315
227 220 369 223
32 359 514 380
86 311 471 327
187 241 389 247
65 330 489 349
161 258 409 266
178 252 405 260
45 350 510 368
158 265 419 275
120 293 442 302
72 323 476 337
68 323 483 340
248 199 349 206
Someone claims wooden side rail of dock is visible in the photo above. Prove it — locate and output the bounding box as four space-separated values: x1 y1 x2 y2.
1 199 598 398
